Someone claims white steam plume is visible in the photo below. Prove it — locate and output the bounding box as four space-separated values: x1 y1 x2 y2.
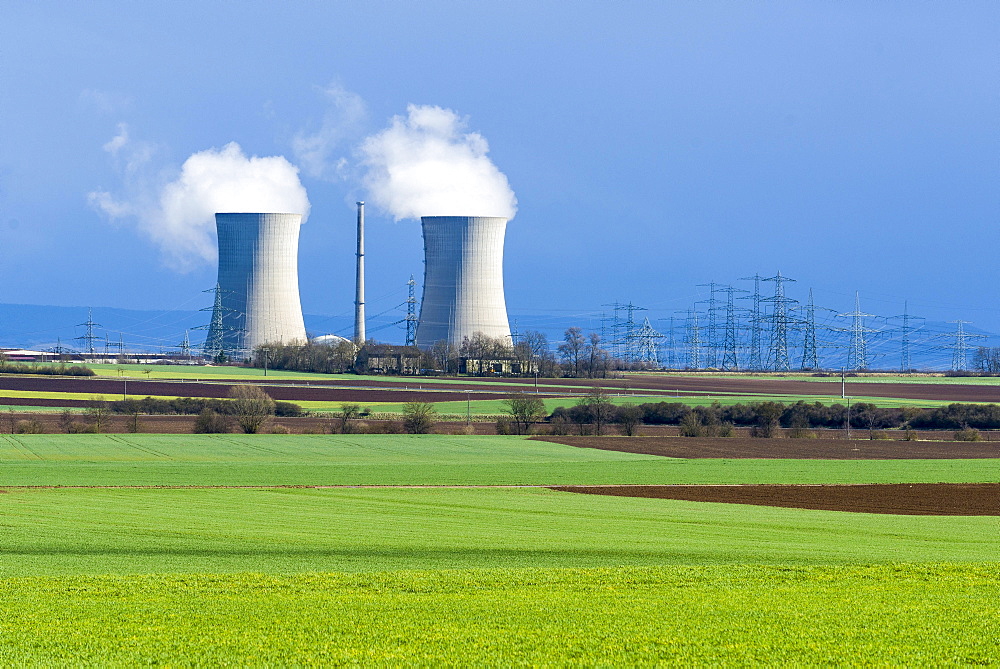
359 104 517 220
292 83 366 181
90 134 309 270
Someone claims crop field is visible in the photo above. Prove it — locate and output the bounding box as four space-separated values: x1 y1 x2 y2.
8 366 1000 417
3 565 1000 665
2 433 1000 662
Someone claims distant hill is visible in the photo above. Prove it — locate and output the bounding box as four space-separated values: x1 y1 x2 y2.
1 302 994 371
0 303 355 354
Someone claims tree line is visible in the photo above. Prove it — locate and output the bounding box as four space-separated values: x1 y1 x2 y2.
251 325 639 379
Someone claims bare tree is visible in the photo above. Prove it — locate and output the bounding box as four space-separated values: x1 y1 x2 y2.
402 401 437 434
502 392 547 435
336 403 362 434
229 384 275 434
85 397 111 434
616 404 643 437
558 327 586 378
973 347 1000 374
579 386 615 435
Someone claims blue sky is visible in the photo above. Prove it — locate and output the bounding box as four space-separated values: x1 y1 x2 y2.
1 1 997 342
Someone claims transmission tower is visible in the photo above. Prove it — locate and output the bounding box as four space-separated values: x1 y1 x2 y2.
720 286 747 371
762 272 797 371
685 308 702 370
800 289 819 371
838 292 877 371
405 275 418 346
179 330 192 359
664 316 676 369
739 274 766 370
623 302 647 363
75 308 102 356
199 284 243 359
602 302 647 362
634 317 663 365
888 302 924 373
697 282 722 368
948 320 984 371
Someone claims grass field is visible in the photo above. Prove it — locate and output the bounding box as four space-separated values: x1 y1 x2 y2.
3 433 1000 662
3 434 1000 487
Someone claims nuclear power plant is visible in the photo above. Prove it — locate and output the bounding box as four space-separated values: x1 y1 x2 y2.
414 216 511 347
204 213 307 356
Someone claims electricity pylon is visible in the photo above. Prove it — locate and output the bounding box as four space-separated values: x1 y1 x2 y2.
838 292 877 371
739 274 766 370
762 271 797 371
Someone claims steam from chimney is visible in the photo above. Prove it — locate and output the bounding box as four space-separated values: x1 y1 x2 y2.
359 104 517 220
90 132 309 270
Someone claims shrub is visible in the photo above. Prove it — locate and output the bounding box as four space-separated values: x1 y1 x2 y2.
66 422 97 434
548 414 571 436
229 385 275 434
616 404 644 437
678 412 702 437
193 408 231 434
954 427 982 442
268 424 290 434
274 401 305 417
495 416 512 435
15 419 44 434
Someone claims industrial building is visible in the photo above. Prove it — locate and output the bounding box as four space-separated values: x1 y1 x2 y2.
414 216 511 347
204 213 307 357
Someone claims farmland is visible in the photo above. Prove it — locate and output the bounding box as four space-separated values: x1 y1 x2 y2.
3 433 1000 662
3 566 1000 665
6 366 1000 417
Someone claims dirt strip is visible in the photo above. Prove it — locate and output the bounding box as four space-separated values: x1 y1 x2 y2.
533 435 1000 459
550 483 1000 515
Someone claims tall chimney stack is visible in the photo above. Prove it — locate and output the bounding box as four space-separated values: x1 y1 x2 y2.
354 201 366 345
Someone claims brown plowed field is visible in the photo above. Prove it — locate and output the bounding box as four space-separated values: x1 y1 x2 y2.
0 376 521 403
5 372 1000 404
533 435 1000 459
492 375 1000 403
550 483 1000 515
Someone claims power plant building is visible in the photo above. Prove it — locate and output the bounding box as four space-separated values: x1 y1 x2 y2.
205 213 307 356
415 215 511 347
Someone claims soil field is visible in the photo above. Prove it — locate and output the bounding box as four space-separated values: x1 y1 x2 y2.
551 483 1000 515
490 375 1000 403
534 435 1000 458
0 376 526 404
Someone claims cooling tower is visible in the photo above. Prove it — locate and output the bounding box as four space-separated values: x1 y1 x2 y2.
207 213 307 356
415 216 511 347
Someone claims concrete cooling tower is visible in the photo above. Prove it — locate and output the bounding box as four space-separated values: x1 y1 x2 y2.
415 216 511 347
205 213 307 356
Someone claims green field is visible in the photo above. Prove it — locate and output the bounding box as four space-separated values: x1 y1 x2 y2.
3 433 1000 662
3 434 1000 487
